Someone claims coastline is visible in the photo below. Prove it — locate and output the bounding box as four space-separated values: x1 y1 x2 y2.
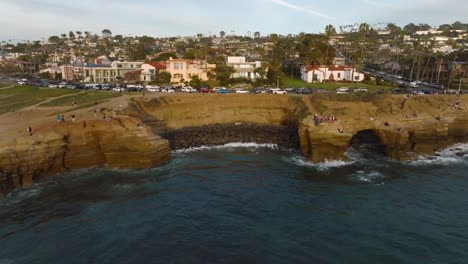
1 93 468 194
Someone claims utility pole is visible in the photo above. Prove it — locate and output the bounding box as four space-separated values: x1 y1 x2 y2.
277 76 279 88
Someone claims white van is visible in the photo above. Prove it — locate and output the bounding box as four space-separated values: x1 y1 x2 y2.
336 87 349 94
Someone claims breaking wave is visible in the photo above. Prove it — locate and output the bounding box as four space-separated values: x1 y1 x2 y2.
409 143 468 166
173 142 279 154
351 170 386 184
286 155 354 171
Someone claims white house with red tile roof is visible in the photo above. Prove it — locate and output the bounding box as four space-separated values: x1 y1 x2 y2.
140 62 167 83
300 65 365 83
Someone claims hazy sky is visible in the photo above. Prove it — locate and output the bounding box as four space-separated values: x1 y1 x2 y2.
0 0 467 41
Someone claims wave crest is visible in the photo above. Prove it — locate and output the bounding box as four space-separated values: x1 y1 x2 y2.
173 142 279 154
409 143 468 166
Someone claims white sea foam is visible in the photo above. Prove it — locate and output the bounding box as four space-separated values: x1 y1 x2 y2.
352 170 385 183
173 142 279 154
409 143 468 166
288 155 354 171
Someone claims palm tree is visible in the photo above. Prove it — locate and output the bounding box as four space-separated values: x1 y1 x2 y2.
358 23 370 67
324 24 336 65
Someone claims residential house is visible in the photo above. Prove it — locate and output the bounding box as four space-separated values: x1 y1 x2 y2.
226 56 261 80
0 59 38 73
39 67 62 79
60 63 85 81
81 61 144 83
332 52 346 66
140 62 167 83
167 58 215 84
300 65 365 83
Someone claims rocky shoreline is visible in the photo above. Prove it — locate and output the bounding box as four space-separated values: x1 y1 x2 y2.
2 93 468 195
161 123 300 150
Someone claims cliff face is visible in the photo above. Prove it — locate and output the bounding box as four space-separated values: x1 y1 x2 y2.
126 93 468 162
124 94 310 150
300 95 468 161
0 117 171 193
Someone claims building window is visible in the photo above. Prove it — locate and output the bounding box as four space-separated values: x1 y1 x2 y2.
355 76 360 80
174 62 183 70
337 73 341 78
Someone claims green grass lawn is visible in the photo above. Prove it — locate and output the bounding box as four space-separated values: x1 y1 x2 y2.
41 90 122 107
0 86 79 114
281 77 394 91
0 82 13 88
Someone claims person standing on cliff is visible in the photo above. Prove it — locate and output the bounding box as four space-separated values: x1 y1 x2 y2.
56 114 61 123
27 126 32 136
72 115 76 122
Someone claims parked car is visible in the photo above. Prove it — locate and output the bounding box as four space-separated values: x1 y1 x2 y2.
58 82 68 88
353 87 368 93
127 84 144 91
112 87 125 92
392 88 406 94
199 88 212 93
182 86 196 93
48 83 59 88
235 89 249 94
146 85 160 92
285 88 298 94
161 87 175 93
312 88 326 94
298 87 312 94
17 81 27 85
65 84 76 89
269 88 287 94
336 87 349 92
217 88 229 94
252 87 267 94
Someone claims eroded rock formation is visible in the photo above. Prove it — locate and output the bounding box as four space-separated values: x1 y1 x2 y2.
0 117 171 193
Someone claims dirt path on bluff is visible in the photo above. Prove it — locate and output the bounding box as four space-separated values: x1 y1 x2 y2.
0 92 163 146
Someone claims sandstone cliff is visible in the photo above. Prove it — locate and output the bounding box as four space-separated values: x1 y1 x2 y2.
0 117 171 193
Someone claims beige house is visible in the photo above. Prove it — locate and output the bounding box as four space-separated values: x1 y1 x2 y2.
82 61 144 83
167 58 215 84
140 62 167 83
226 56 262 80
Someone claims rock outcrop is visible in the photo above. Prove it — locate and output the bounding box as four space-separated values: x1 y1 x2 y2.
0 117 171 194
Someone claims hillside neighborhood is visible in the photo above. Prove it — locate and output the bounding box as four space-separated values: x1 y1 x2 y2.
0 22 467 90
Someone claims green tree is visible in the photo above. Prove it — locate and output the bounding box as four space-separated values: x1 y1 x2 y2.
254 32 260 38
220 31 226 38
155 52 177 61
189 75 202 87
69 31 75 40
48 36 60 43
102 29 112 37
213 64 235 86
183 50 196 59
324 24 336 64
39 72 50 79
159 72 171 84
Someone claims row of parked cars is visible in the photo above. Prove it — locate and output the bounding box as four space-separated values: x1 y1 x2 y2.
14 79 377 96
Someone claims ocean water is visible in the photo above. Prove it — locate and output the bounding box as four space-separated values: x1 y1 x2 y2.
1 143 468 263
